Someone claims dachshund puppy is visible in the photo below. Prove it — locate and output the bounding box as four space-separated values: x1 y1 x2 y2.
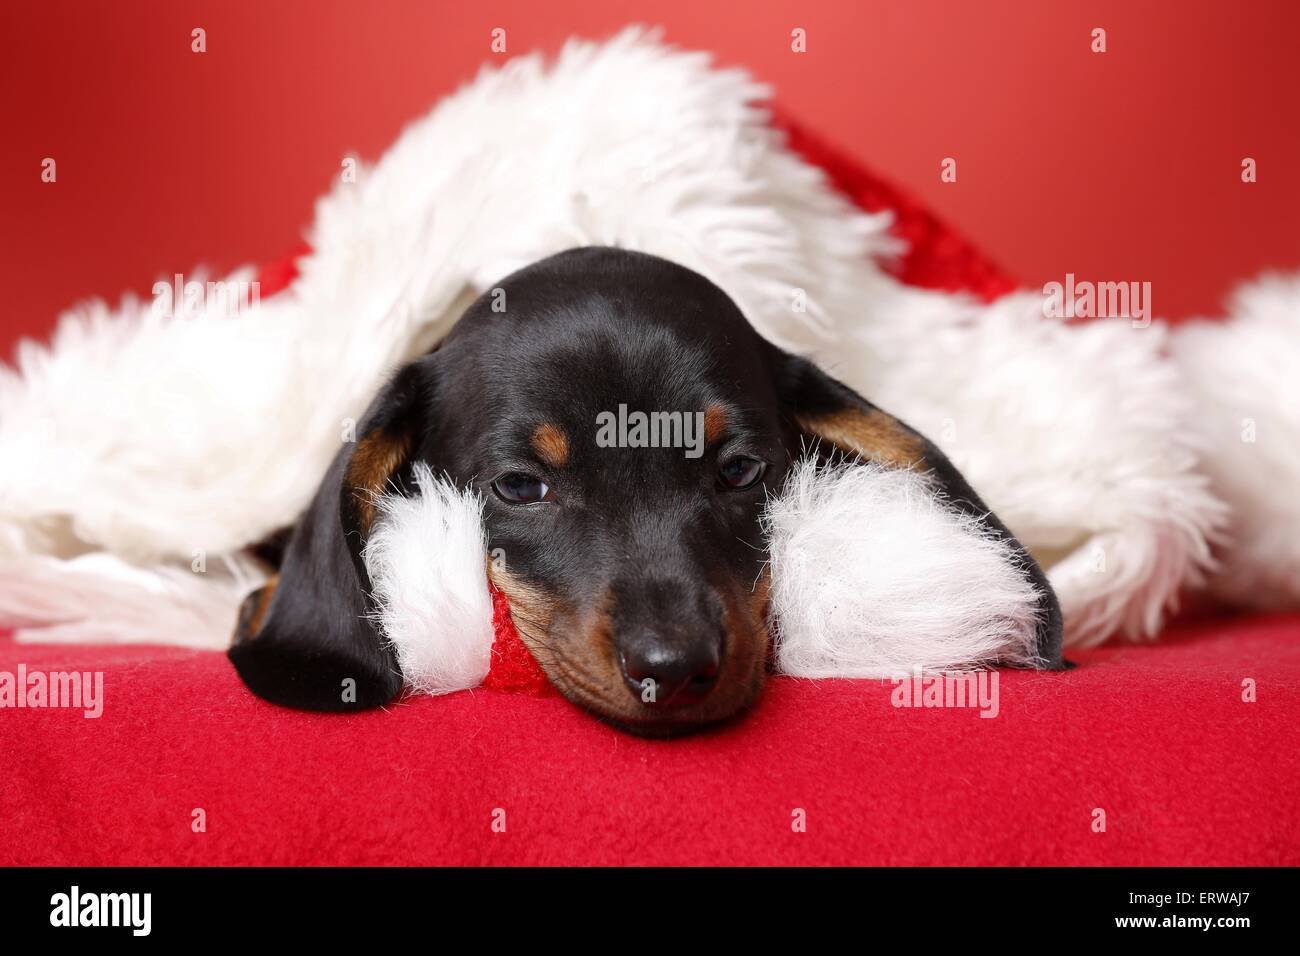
229 247 1064 735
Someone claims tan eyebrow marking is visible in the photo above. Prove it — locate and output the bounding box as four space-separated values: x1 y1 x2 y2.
704 404 729 445
531 422 570 468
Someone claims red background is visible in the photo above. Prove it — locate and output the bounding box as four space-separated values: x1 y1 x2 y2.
2 0 1298 359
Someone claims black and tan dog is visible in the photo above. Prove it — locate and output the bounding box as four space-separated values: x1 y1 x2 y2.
229 247 1064 734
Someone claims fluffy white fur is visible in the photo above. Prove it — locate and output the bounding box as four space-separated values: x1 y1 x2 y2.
765 460 1041 676
0 549 260 648
0 28 1296 686
1171 274 1300 609
362 465 495 695
849 289 1228 647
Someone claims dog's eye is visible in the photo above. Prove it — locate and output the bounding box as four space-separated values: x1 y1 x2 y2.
718 455 766 490
492 473 551 504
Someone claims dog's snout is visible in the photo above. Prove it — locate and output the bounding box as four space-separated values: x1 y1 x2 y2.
609 573 728 708
618 632 722 707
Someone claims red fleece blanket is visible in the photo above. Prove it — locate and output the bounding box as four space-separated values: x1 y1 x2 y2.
2 613 1298 865
3 117 1297 866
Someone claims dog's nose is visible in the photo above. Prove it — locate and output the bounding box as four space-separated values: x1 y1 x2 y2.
619 634 722 707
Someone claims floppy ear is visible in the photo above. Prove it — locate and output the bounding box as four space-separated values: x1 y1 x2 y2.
771 351 1066 670
228 359 436 710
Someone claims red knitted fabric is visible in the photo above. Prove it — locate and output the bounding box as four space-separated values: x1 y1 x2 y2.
482 587 554 695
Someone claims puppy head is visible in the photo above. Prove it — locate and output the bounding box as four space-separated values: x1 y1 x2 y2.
229 247 1063 734
442 249 789 733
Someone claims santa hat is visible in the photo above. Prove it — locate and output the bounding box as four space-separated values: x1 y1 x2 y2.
1 28 1295 697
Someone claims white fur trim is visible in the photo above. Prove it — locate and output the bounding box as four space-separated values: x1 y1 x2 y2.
1171 274 1300 609
0 549 263 649
764 460 1042 676
362 464 495 694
